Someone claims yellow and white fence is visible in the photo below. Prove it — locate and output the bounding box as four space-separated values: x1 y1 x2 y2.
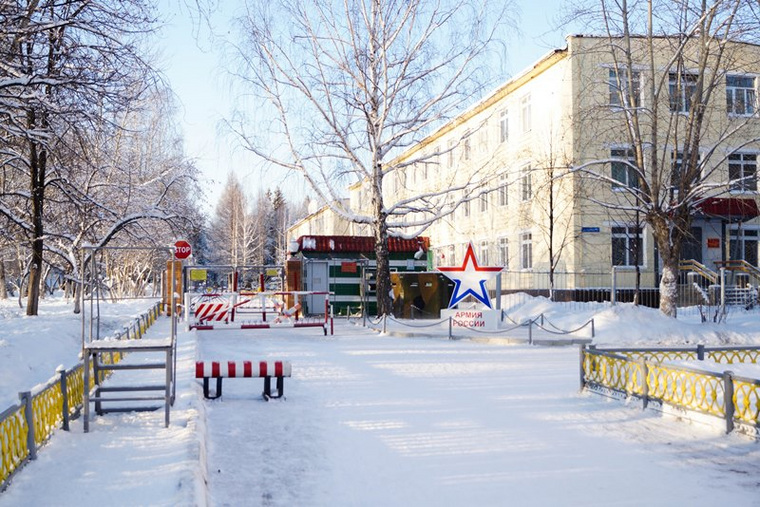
0 302 162 489
580 345 760 438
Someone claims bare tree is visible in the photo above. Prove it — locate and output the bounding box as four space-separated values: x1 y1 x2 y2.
227 0 514 315
568 0 760 316
0 0 162 315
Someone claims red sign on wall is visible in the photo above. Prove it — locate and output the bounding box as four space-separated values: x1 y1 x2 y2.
341 261 357 273
707 238 720 249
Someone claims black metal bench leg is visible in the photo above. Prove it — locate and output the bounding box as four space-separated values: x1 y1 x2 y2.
263 376 285 400
203 377 223 399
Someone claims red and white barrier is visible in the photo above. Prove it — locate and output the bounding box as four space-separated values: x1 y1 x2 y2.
194 360 292 378
195 360 292 400
186 291 334 335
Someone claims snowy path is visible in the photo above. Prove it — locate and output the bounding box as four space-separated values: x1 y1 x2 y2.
199 324 760 507
1 319 758 506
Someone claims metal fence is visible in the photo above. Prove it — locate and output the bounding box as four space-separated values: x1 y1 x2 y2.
497 267 760 318
0 302 162 489
580 344 760 438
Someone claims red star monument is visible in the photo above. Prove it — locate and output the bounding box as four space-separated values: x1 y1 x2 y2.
438 242 503 309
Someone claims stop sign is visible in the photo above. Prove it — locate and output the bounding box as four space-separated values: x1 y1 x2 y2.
174 240 192 259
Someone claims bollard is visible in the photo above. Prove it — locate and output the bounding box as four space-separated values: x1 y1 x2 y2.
18 391 37 460
58 366 70 431
697 344 705 361
640 358 649 410
383 314 387 334
590 318 595 338
723 371 735 434
579 345 586 391
528 319 533 345
448 317 452 339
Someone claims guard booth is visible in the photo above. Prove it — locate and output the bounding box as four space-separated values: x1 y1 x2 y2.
390 272 455 319
286 235 430 316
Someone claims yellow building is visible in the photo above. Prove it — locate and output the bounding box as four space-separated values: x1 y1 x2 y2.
289 35 760 300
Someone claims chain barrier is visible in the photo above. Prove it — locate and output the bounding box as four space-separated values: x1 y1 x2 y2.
0 301 163 489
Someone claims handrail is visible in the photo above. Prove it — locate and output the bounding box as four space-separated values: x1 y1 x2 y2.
679 259 718 284
714 259 760 280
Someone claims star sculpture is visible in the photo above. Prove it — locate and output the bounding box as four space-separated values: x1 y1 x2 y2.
438 242 503 309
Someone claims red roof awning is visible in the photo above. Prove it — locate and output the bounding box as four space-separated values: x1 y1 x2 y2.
296 235 429 254
696 197 760 220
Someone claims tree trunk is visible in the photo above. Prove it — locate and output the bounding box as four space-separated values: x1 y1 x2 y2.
0 261 6 299
26 136 46 316
651 214 683 318
374 218 392 317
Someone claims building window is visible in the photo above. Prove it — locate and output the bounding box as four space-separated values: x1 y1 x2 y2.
726 75 756 116
611 226 644 267
521 94 531 133
521 165 532 201
609 69 641 108
479 240 489 265
462 198 470 218
463 134 471 161
447 140 456 168
729 153 757 192
498 237 509 268
520 233 532 270
669 72 697 113
479 192 488 213
611 148 638 189
499 109 509 143
498 172 508 206
729 227 759 266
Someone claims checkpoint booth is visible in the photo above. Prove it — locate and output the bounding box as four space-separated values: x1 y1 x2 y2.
285 235 430 316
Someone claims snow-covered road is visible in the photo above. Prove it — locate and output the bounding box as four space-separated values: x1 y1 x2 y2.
2 317 759 506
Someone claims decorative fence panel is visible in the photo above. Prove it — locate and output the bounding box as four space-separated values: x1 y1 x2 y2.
0 302 162 489
581 345 760 438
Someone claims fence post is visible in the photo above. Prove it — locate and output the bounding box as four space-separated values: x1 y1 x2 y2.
383 314 387 334
611 266 617 305
590 318 595 338
448 317 452 339
579 345 586 391
58 366 70 431
528 319 533 345
720 268 726 310
18 391 37 460
697 344 705 361
723 371 735 434
640 358 649 410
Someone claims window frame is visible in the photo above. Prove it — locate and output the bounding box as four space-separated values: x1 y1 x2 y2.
498 237 509 269
520 165 532 202
499 108 509 143
669 72 698 113
498 172 508 206
520 232 533 270
726 75 756 116
611 225 644 267
728 152 758 193
610 148 639 190
609 68 641 108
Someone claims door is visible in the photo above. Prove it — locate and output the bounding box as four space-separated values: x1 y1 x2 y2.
305 261 328 315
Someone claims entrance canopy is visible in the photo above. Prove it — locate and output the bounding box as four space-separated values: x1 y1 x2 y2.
696 197 760 221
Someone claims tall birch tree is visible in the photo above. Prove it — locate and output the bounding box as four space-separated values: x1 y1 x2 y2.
228 0 514 315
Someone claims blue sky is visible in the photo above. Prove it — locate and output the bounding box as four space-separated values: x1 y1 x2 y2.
157 1 569 212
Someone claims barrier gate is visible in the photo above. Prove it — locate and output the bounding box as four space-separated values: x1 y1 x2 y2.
185 290 334 335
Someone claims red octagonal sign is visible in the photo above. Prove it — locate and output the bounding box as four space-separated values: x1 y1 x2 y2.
174 240 192 259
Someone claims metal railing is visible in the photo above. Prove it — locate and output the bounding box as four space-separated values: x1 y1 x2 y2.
580 345 760 438
0 302 162 489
